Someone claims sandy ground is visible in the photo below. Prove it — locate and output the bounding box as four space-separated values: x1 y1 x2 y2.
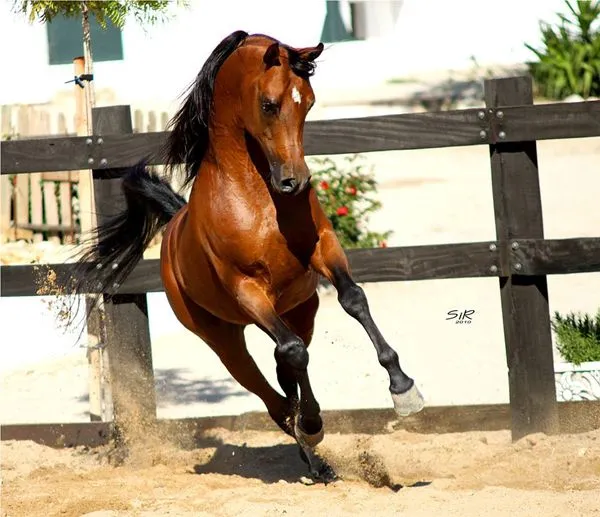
2 426 600 517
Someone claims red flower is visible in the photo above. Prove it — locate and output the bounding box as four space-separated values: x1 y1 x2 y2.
346 185 357 196
319 180 330 190
336 206 349 216
379 240 388 248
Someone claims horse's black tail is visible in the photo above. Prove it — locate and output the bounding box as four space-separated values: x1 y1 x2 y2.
69 160 187 300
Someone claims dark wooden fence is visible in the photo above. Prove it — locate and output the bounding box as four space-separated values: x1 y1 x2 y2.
2 76 600 445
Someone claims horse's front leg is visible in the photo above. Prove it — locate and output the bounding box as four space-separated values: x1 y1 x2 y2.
234 277 334 480
311 229 425 417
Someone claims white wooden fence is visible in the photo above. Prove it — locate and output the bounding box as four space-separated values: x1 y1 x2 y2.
1 102 171 244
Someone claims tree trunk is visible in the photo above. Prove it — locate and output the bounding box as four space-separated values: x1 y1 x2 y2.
80 1 111 423
81 1 96 134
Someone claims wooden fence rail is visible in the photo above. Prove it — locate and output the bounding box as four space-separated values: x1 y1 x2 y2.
2 101 599 176
3 237 600 297
1 76 600 444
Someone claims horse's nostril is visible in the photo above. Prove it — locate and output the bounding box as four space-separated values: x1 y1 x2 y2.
281 178 297 192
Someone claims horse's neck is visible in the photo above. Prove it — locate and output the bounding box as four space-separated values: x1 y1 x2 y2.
204 127 271 196
199 122 315 217
189 131 319 255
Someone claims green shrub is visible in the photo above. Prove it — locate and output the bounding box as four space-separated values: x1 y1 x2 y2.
309 155 392 249
525 0 600 99
551 308 600 364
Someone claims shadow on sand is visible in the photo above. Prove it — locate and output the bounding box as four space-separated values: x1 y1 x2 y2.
191 436 307 484
77 367 248 418
154 368 248 406
189 434 433 491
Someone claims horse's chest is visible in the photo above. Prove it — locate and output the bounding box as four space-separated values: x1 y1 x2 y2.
242 235 312 288
217 192 319 292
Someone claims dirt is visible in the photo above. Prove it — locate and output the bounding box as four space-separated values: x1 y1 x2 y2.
2 426 600 517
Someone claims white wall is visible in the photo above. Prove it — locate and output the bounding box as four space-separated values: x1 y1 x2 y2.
0 0 570 107
0 0 325 108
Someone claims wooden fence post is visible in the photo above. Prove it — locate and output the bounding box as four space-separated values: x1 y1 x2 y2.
484 76 559 441
91 105 157 444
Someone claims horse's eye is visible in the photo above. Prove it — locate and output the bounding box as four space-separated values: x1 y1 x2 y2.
261 99 279 115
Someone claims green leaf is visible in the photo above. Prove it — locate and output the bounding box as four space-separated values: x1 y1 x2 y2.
552 308 600 364
524 0 600 99
12 1 189 29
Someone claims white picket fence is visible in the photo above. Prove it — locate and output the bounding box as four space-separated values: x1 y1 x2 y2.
1 99 172 244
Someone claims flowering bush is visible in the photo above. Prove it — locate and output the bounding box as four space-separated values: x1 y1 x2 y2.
309 154 392 249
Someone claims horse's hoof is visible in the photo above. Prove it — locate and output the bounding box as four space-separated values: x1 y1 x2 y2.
310 459 339 485
294 416 324 448
297 444 338 485
391 383 425 416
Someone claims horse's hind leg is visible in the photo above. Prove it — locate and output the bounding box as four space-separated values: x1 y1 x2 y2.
202 321 294 432
162 269 293 435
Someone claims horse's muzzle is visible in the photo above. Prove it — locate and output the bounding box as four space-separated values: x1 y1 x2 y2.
280 177 299 194
270 162 310 196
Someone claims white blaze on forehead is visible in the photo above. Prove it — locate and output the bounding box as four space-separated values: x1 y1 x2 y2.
291 86 302 104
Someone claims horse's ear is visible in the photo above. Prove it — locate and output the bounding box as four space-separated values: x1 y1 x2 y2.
297 42 324 62
263 42 281 69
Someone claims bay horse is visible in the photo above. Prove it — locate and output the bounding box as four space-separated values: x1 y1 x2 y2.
70 30 424 481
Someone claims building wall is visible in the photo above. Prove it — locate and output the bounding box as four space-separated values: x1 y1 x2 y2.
1 0 568 108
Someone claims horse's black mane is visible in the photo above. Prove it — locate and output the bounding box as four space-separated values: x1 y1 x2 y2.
162 31 319 190
162 30 248 190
